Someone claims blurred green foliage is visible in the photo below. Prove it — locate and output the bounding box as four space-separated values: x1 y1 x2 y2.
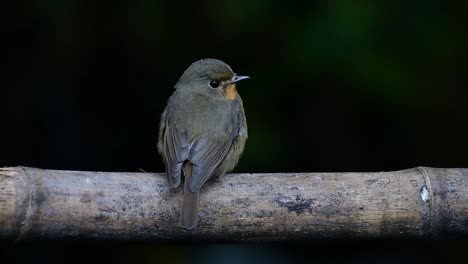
2 0 468 173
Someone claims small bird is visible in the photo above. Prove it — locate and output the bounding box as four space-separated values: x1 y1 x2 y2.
158 58 249 230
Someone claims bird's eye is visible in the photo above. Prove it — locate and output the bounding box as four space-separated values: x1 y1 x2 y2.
209 80 220 88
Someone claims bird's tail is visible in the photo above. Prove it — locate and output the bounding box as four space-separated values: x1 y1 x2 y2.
180 162 199 230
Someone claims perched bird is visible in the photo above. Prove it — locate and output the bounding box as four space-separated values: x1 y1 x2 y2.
158 59 249 230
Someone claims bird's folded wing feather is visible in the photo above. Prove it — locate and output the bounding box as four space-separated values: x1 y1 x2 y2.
187 136 233 192
188 101 247 192
163 124 189 188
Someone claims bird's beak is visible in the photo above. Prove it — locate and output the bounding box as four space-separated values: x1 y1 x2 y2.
231 75 250 84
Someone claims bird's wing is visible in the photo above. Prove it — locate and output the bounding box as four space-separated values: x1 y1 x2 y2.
188 99 248 192
187 135 234 192
208 102 248 180
162 123 190 188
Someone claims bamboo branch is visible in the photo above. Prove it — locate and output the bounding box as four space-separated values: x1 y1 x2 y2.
1 167 467 241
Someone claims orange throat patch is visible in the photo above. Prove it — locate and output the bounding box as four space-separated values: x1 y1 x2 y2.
224 84 238 101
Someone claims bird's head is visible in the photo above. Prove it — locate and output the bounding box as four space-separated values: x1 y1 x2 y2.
175 58 250 100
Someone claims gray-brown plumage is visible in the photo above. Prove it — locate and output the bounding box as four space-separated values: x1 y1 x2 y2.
157 59 249 230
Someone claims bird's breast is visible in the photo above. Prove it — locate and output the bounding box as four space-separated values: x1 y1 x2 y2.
224 84 238 101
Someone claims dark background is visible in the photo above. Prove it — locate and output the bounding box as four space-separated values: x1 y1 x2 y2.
1 0 468 263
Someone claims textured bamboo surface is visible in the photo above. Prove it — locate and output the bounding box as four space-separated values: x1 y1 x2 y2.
1 167 467 241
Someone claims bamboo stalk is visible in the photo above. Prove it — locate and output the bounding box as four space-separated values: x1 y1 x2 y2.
1 167 467 241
